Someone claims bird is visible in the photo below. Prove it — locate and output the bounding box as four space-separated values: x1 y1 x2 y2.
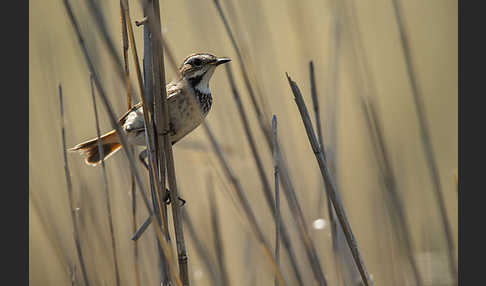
70 53 231 166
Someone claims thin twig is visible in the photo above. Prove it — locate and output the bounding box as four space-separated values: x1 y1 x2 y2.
286 73 373 286
212 12 321 284
323 15 347 285
121 7 172 274
309 62 326 161
390 0 457 281
121 0 144 99
65 0 149 219
338 1 401 283
225 65 304 285
87 0 161 215
120 0 131 110
212 0 272 145
62 3 182 285
272 115 281 286
361 98 423 286
85 0 138 100
225 83 329 285
90 76 121 286
309 61 342 285
182 210 220 285
119 1 141 285
140 2 172 284
202 121 287 286
30 195 71 275
208 183 230 286
159 39 178 74
274 141 329 286
58 84 91 286
131 215 153 241
143 0 190 284
212 6 319 284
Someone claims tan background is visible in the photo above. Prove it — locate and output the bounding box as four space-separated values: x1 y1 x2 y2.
30 0 457 285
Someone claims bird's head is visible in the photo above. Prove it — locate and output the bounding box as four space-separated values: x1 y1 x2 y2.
179 53 231 94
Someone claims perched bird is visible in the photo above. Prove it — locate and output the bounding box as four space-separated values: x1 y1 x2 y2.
70 53 231 166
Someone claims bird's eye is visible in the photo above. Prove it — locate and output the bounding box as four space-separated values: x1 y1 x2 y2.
192 58 202 66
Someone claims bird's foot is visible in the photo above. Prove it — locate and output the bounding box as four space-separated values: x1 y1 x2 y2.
163 188 186 207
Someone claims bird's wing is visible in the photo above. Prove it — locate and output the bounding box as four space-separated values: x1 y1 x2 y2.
118 102 142 125
167 80 183 101
117 81 183 125
167 87 183 104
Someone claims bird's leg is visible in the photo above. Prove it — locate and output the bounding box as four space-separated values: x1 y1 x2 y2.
138 148 149 170
163 188 186 207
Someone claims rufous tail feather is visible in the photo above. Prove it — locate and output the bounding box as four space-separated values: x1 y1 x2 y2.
69 130 122 166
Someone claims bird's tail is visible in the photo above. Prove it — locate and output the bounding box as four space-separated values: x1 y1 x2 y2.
69 130 122 166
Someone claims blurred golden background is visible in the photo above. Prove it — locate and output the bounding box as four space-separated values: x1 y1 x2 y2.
30 0 457 285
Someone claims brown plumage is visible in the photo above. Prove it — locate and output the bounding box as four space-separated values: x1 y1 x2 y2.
69 53 230 166
69 130 121 166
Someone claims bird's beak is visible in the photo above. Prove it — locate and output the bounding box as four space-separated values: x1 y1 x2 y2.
214 58 231 66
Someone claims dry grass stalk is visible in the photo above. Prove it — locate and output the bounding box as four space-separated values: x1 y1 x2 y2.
212 8 326 282
119 7 171 275
274 144 329 286
142 0 190 284
212 0 272 144
319 13 348 286
62 2 183 285
158 35 178 73
119 2 141 285
208 183 231 286
121 0 144 99
30 195 71 274
337 1 400 283
309 61 343 284
139 2 172 283
390 0 457 281
201 120 287 286
85 0 137 99
272 115 281 286
89 76 121 286
225 65 304 285
182 209 220 285
361 97 423 286
58 84 91 286
88 1 170 253
286 73 372 286
120 0 131 109
212 5 326 284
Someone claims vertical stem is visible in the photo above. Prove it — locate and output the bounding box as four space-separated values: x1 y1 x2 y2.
120 0 131 110
61 4 182 285
143 0 190 284
202 121 287 286
390 0 457 281
58 84 91 286
361 98 423 286
182 210 221 285
89 76 121 286
272 115 281 286
212 0 272 145
140 4 171 284
119 2 141 285
225 65 304 286
286 74 373 286
309 61 341 285
208 183 231 286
